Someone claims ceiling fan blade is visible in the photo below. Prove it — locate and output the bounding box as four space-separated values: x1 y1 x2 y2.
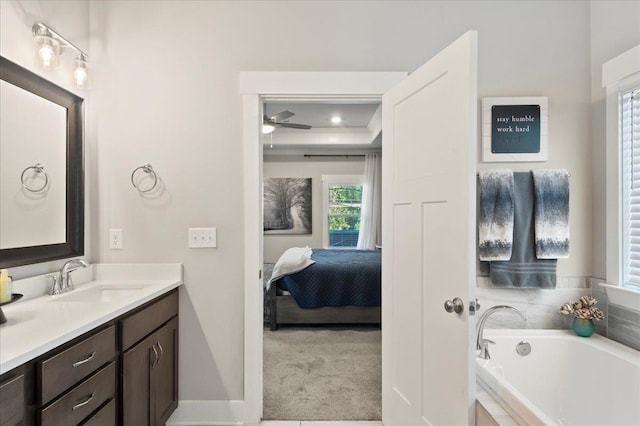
270 110 295 122
276 122 312 130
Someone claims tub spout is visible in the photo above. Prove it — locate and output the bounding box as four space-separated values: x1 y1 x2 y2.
476 305 525 360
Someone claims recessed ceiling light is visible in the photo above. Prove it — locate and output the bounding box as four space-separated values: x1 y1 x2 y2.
331 116 342 124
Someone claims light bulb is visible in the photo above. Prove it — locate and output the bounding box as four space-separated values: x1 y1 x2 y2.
34 33 59 70
74 66 88 88
262 124 275 134
39 45 54 69
331 116 342 124
74 55 88 88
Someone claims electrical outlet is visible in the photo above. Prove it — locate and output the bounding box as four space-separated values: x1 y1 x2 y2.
109 228 123 249
188 227 217 248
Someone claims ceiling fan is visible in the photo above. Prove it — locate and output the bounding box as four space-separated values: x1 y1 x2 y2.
262 109 312 134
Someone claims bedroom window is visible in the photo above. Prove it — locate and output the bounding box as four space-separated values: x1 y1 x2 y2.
322 175 364 248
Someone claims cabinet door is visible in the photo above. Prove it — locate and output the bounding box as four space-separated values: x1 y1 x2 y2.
121 333 155 426
0 374 24 426
151 317 178 425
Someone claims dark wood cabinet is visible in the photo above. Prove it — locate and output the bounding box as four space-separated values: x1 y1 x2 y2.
0 373 24 426
121 292 179 426
151 317 178 425
38 326 116 406
39 362 116 426
0 288 179 426
121 331 154 425
82 398 116 426
34 326 117 426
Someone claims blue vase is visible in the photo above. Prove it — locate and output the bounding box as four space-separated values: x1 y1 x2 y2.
572 318 595 337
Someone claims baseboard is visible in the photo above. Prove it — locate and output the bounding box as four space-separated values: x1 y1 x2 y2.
166 400 246 426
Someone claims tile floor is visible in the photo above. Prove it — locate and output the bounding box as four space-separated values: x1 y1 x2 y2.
261 422 383 426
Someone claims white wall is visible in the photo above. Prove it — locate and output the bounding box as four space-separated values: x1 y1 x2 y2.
0 0 91 278
589 1 640 280
90 0 592 402
263 156 365 263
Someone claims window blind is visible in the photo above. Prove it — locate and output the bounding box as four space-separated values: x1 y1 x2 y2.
622 87 640 287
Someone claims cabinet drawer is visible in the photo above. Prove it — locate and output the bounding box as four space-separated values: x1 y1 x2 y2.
40 362 116 426
121 290 178 351
0 374 24 426
82 398 116 426
38 326 116 405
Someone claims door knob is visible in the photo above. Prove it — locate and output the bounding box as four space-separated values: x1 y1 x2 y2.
444 297 464 314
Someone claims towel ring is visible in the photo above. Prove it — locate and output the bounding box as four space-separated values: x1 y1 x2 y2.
20 163 48 192
131 163 158 193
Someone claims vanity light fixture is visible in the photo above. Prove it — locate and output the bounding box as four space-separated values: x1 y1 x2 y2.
32 22 89 89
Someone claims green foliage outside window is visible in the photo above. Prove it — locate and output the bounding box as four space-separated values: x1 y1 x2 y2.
328 185 362 230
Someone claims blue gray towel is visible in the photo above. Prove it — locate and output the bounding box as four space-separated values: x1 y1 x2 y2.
478 169 514 261
532 169 570 259
490 172 557 288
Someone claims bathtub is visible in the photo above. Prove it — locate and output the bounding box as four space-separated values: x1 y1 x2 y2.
476 329 640 426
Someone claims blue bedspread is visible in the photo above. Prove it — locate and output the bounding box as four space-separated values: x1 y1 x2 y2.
276 249 381 309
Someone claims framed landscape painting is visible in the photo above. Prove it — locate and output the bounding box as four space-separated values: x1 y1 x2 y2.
263 178 312 235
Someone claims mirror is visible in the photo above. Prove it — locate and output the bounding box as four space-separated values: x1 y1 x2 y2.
0 56 84 268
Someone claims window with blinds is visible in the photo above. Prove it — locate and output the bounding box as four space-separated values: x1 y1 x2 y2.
622 86 640 287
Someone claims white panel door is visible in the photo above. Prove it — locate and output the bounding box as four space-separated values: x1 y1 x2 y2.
381 31 478 426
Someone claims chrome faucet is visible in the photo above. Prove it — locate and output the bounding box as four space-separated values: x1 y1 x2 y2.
476 305 525 360
50 259 89 295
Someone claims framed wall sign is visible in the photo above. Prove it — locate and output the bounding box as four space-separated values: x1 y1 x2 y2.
482 96 548 162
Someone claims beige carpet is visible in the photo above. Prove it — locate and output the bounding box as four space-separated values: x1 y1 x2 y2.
263 326 381 421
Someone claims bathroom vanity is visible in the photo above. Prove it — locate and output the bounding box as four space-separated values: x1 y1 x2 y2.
0 264 182 426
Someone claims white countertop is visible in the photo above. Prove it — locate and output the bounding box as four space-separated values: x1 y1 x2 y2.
0 263 183 375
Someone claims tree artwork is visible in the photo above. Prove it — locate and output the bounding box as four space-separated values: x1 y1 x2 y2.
263 178 312 234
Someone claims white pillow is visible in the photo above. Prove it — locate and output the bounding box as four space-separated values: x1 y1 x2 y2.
266 247 315 289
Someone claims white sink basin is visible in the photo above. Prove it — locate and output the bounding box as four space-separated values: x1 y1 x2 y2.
50 284 152 303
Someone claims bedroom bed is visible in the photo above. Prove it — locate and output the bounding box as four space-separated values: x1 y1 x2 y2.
268 248 381 330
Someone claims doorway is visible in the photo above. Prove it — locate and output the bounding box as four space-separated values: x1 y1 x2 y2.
261 100 383 420
240 72 406 424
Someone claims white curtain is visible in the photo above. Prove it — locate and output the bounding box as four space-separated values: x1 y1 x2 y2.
357 152 382 250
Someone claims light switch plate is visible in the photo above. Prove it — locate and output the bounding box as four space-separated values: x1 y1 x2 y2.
188 227 217 248
109 228 123 249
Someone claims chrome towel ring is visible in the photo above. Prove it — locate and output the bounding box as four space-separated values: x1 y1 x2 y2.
20 163 48 192
131 163 158 193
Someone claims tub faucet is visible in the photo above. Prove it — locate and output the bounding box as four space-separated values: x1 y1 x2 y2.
476 305 525 360
51 259 88 295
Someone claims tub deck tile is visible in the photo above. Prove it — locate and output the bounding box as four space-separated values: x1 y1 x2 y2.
608 304 640 351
